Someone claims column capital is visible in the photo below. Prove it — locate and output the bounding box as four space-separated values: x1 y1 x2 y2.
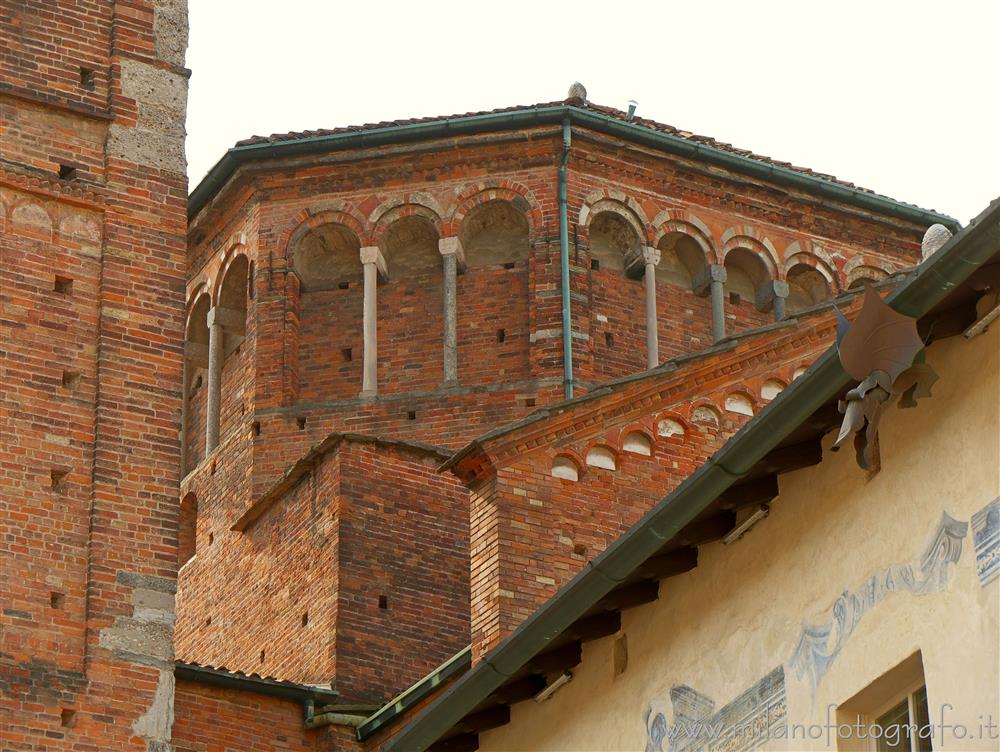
360 246 388 279
207 305 246 335
438 236 466 271
692 264 727 296
754 279 790 312
624 246 660 279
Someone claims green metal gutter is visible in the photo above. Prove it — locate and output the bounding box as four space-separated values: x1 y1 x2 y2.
384 197 999 752
174 661 340 706
558 118 574 399
355 646 471 741
188 106 960 234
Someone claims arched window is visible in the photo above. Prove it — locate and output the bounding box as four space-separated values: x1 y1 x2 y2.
657 231 708 288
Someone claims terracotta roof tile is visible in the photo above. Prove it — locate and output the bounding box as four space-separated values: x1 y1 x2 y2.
234 98 876 195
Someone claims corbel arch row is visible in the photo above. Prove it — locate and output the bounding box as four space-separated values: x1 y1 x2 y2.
783 252 837 289
582 197 649 246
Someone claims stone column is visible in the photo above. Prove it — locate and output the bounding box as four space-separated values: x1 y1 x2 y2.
694 264 728 343
205 308 224 453
755 280 790 322
642 246 661 369
359 246 387 397
439 237 465 384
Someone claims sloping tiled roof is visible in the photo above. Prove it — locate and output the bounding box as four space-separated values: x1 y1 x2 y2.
235 98 873 197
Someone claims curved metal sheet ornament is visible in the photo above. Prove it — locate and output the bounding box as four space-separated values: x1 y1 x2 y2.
832 286 938 469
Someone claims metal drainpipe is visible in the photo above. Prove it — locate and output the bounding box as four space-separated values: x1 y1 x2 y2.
559 119 574 399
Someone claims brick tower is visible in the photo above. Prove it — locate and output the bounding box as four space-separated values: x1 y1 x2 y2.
1 2 189 749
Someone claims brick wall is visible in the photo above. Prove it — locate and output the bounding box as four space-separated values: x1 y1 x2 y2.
1 1 189 750
177 108 931 710
176 438 468 705
461 307 839 658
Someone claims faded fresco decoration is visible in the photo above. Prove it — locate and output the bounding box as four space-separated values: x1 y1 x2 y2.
790 512 968 697
644 667 787 752
972 497 1000 586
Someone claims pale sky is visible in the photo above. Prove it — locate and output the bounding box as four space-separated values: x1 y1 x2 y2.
186 0 999 224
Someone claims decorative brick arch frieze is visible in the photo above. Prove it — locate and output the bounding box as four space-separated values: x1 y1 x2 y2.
9 197 55 240
843 255 895 287
720 226 780 278
651 208 719 265
370 202 443 250
578 188 651 244
280 204 368 263
369 192 445 230
445 180 541 239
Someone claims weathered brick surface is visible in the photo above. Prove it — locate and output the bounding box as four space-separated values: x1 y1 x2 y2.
1 1 188 749
176 438 468 704
173 679 318 752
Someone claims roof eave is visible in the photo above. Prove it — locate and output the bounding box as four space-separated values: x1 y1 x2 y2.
187 105 960 232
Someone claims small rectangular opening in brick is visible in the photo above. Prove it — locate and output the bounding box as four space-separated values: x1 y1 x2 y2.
301 612 309 627
338 281 350 290
503 262 516 270
62 371 81 389
57 164 77 180
525 398 536 407
50 469 68 490
79 67 95 89
591 259 600 270
496 329 506 343
406 411 416 421
50 591 65 609
296 417 307 430
378 595 388 609
605 332 614 347
252 421 261 436
54 276 73 294
341 347 352 362
729 292 741 305
60 709 76 727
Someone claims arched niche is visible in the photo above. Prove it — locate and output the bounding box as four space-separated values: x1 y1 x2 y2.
786 263 832 313
589 210 641 273
691 404 721 427
724 248 771 306
459 200 529 267
382 214 440 277
657 231 708 288
622 430 653 456
551 455 580 481
585 445 617 470
292 223 361 291
760 379 785 401
725 393 754 416
186 292 211 348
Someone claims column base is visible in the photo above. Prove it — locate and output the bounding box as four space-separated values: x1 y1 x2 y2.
359 389 378 400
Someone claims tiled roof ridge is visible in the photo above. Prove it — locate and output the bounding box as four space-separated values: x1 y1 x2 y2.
233 98 878 199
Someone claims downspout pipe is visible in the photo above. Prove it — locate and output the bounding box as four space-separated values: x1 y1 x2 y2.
559 118 574 400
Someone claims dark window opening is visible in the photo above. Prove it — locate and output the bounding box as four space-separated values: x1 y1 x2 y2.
62 371 81 389
341 348 353 362
496 329 506 343
503 262 516 270
338 281 350 290
61 709 76 727
729 292 741 305
50 469 68 490
50 592 65 609
79 67 95 89
591 259 600 271
605 332 614 348
301 612 309 627
378 595 388 609
525 398 536 407
296 417 307 430
252 421 261 437
54 276 73 294
58 164 77 180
